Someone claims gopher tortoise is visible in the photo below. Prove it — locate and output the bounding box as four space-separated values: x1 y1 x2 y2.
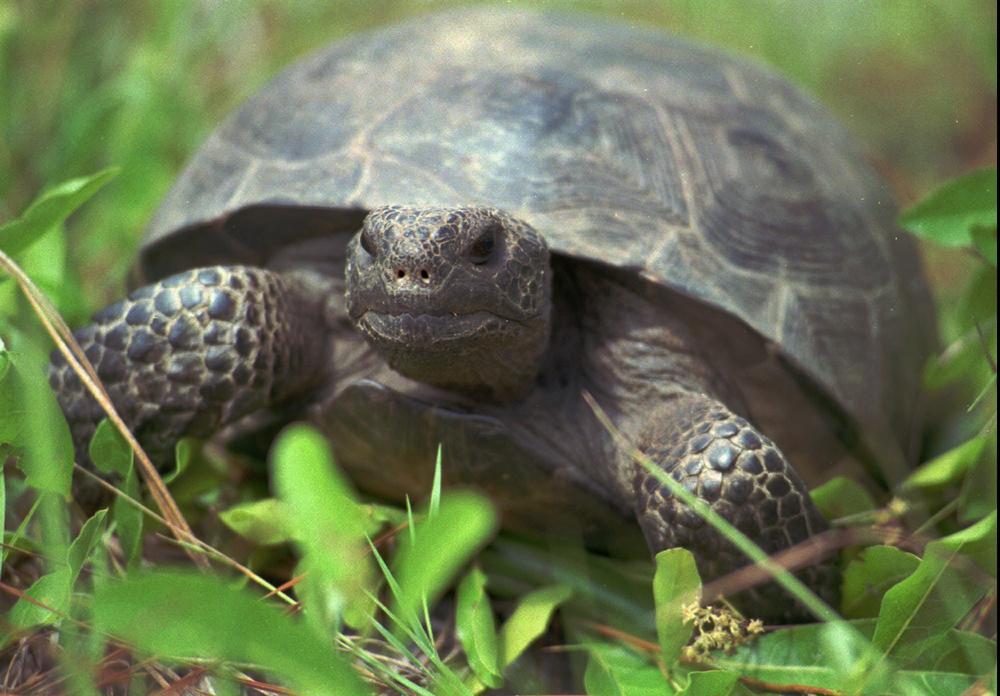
52 8 935 620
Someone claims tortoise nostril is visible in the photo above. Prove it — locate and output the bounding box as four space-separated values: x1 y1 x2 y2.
393 268 431 283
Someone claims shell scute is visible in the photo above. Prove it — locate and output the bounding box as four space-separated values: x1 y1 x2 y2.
140 8 934 451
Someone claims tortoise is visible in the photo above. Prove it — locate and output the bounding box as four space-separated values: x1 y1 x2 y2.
51 7 935 620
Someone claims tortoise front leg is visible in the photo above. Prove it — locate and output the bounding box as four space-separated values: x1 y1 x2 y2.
49 265 329 469
632 392 839 622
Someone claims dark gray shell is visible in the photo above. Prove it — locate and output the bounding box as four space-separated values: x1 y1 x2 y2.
140 8 935 467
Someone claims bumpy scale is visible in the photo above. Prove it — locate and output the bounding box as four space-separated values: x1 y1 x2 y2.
50 267 326 467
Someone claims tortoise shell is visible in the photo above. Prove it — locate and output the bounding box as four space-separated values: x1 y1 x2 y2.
138 7 935 470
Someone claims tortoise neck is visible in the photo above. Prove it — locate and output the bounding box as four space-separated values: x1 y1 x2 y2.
566 261 746 418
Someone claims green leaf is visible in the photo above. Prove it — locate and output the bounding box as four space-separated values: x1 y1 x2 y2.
0 330 73 495
391 491 497 635
498 583 572 669
899 167 997 247
0 338 5 575
9 509 106 629
0 466 4 581
67 507 107 578
4 224 68 320
712 619 888 692
88 420 142 569
955 265 997 338
0 168 119 257
0 337 9 382
958 434 997 521
583 642 668 696
90 570 368 695
907 629 997 676
455 566 501 688
219 498 293 546
677 670 739 696
719 625 992 690
429 443 443 517
967 373 997 413
365 502 408 530
901 437 988 491
819 620 891 692
971 225 997 266
652 548 700 667
924 265 996 393
159 438 226 507
894 671 984 694
479 536 656 637
88 418 133 476
810 476 878 519
166 437 197 483
873 512 996 664
272 424 374 632
842 545 920 619
7 568 73 631
58 619 104 696
114 462 143 570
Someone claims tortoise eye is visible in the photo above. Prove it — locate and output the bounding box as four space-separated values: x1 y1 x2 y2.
469 226 498 265
359 227 377 257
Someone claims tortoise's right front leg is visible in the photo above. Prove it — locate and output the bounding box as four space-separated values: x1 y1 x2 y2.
631 392 839 622
49 266 329 468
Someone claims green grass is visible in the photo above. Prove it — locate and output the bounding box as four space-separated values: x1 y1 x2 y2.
1 2 997 693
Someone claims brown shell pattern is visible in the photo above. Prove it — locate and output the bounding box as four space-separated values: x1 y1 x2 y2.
140 8 936 455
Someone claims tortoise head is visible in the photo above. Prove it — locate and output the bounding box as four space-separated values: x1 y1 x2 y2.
346 206 552 401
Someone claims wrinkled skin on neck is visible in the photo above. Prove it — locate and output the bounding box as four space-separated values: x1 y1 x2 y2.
345 206 552 402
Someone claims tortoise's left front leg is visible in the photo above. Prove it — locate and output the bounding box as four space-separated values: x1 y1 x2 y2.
49 265 329 471
631 391 839 622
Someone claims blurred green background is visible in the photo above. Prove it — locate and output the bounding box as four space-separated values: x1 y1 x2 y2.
1 0 996 320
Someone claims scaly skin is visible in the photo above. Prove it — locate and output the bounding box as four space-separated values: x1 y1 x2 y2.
50 266 326 468
347 206 551 401
635 393 839 621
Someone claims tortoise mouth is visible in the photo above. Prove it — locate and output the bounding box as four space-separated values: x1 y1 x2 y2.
358 310 516 346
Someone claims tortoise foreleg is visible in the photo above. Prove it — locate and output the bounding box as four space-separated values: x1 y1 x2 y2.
632 392 839 622
49 265 328 470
